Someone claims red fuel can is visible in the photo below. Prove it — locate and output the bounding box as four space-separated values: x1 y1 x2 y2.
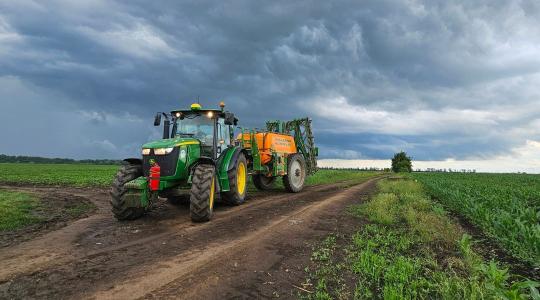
149 163 161 191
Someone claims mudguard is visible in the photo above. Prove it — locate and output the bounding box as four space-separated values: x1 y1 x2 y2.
216 147 244 192
187 157 215 182
226 147 244 172
123 158 142 165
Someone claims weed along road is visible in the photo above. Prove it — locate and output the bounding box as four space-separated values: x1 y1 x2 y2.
0 176 381 299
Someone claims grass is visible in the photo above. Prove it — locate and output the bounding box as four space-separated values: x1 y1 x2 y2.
0 187 96 233
411 172 540 267
0 163 381 188
0 163 118 187
303 235 350 300
305 170 381 186
301 178 539 299
0 189 42 231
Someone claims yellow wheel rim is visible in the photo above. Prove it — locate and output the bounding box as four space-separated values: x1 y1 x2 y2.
209 175 215 210
237 161 246 195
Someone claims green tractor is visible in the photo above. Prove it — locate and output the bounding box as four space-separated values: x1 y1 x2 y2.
110 102 318 222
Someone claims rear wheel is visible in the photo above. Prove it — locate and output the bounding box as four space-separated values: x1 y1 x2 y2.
110 163 146 220
222 153 247 205
283 154 306 193
190 164 216 222
253 175 275 190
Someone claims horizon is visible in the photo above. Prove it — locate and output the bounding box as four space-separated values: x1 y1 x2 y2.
2 153 539 174
318 159 540 174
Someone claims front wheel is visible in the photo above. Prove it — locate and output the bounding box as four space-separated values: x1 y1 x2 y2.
283 154 306 193
190 164 217 222
110 163 146 220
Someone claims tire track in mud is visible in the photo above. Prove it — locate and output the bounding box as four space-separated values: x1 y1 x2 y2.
96 179 380 300
0 179 376 299
144 179 379 300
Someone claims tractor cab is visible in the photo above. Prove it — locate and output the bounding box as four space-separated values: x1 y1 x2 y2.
154 102 237 160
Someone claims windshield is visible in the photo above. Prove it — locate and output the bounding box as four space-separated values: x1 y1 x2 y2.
175 113 214 145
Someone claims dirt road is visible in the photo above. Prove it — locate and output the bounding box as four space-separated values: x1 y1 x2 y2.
0 178 379 299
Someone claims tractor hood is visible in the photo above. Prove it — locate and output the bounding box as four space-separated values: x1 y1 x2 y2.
142 137 200 149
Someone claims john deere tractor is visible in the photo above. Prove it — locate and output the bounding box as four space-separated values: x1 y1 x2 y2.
110 102 318 222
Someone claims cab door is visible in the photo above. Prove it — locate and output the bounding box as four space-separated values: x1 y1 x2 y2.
216 118 231 156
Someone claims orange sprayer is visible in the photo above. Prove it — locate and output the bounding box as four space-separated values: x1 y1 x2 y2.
237 132 297 164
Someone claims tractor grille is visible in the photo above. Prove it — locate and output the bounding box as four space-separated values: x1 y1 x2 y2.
143 147 179 177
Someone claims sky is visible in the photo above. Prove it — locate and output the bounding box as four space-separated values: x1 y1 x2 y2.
319 139 540 173
0 1 539 171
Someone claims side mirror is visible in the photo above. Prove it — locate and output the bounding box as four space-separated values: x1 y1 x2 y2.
224 112 236 125
154 113 162 126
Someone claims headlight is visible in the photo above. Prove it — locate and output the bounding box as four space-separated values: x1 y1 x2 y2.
179 148 187 161
154 147 174 155
142 148 151 155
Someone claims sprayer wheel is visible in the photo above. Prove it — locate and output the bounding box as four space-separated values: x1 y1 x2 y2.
283 153 306 193
253 174 276 190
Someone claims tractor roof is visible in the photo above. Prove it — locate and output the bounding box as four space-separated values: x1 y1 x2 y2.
170 103 238 125
171 109 221 114
171 103 222 114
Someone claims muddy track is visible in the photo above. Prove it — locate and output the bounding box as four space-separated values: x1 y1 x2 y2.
0 178 380 299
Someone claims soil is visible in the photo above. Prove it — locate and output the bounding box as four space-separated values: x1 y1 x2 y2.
0 186 98 248
0 179 381 299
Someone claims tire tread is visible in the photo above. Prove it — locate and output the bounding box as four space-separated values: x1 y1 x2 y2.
283 153 306 193
189 164 215 222
110 164 146 220
222 154 247 205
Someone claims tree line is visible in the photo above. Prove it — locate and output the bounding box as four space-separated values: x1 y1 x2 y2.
319 166 391 172
0 154 122 165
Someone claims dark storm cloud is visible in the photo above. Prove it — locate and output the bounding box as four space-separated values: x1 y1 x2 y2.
0 0 539 159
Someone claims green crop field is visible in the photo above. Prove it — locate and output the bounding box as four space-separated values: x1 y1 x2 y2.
301 178 539 299
0 163 379 188
411 172 540 267
0 163 118 187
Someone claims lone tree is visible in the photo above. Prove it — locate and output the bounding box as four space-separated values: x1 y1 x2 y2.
391 151 412 173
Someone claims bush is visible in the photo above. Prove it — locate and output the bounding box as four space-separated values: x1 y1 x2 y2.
391 151 412 173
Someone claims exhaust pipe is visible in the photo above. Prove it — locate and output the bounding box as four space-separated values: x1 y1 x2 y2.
163 119 170 139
